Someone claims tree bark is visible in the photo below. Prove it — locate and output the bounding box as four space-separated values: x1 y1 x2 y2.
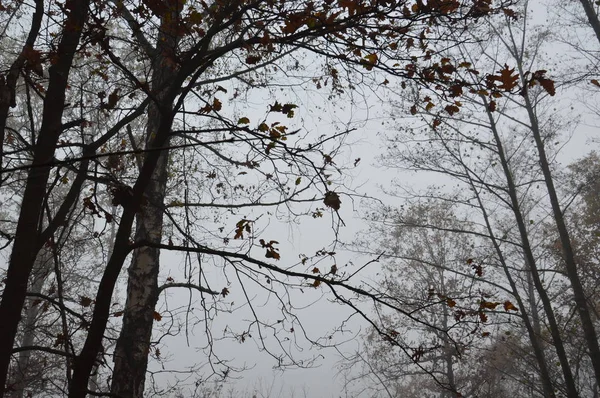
578 0 600 47
440 272 457 398
109 8 180 397
67 108 176 398
523 87 600 384
484 97 578 397
6 248 52 398
466 151 557 398
0 0 44 182
0 1 90 394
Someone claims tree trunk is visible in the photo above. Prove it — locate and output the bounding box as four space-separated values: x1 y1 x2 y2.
484 97 578 397
0 0 43 182
88 205 119 396
0 1 90 394
6 248 52 398
467 159 557 398
523 87 600 384
440 272 457 397
578 0 600 46
109 9 180 397
68 108 176 397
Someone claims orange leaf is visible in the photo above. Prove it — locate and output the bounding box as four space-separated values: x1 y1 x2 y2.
489 65 519 91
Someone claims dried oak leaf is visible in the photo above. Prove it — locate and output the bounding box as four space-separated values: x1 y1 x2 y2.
79 296 93 307
503 300 518 312
323 191 341 211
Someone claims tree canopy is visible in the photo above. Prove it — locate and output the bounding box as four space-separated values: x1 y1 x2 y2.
1 0 599 397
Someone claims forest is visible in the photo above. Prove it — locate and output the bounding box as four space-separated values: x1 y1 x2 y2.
0 0 599 397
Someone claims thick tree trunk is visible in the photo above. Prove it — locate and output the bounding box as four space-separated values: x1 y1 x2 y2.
110 78 174 398
109 9 180 397
68 110 176 398
69 4 190 396
0 1 90 394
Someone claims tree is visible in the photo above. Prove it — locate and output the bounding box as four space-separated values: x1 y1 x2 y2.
0 0 512 396
346 1 600 396
349 201 497 397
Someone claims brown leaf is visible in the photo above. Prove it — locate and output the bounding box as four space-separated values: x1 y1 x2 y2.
24 47 43 77
234 219 250 239
153 311 162 321
531 70 555 96
103 89 120 110
445 104 460 115
323 191 341 211
503 300 519 312
502 8 518 20
221 287 230 297
488 65 519 91
479 311 488 323
480 301 499 310
362 53 378 70
265 248 280 260
80 296 93 307
246 55 262 64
